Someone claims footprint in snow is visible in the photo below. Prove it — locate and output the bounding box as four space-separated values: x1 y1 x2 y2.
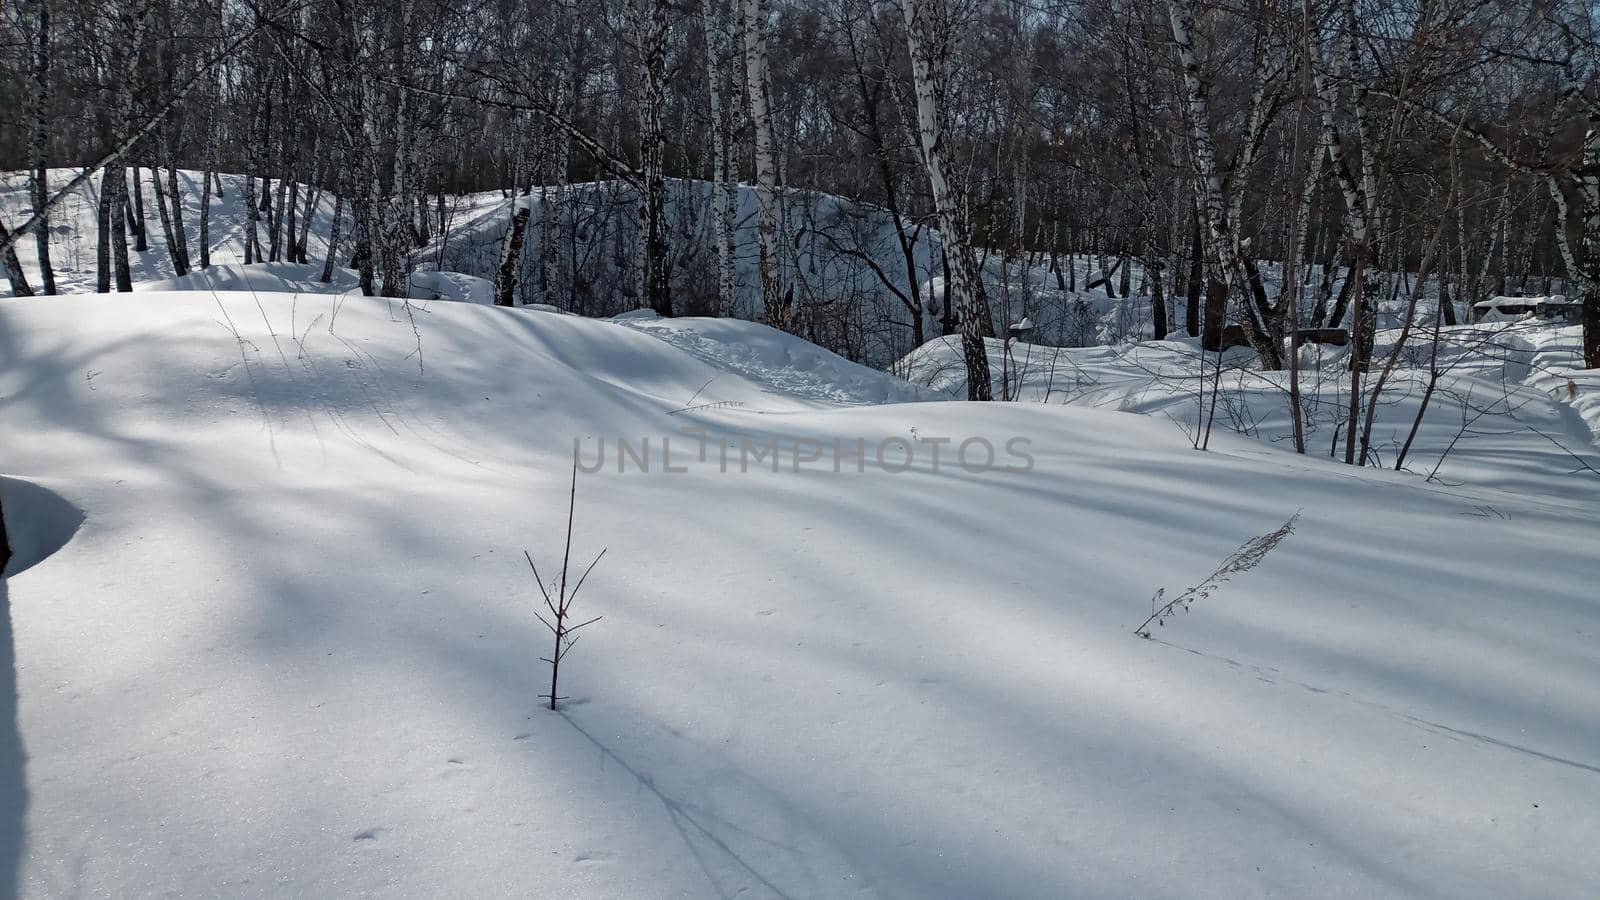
573 850 615 865
353 827 386 842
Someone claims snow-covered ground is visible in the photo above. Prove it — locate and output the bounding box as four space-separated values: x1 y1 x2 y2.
904 322 1600 506
1 170 347 294
3 288 1599 898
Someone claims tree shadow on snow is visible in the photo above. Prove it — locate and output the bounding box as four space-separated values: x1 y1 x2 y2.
0 580 25 900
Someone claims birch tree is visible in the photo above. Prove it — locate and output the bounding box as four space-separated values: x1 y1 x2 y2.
631 0 672 316
701 0 739 316
742 0 786 329
899 0 992 400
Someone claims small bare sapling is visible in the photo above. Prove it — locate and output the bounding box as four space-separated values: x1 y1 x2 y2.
1135 512 1300 638
526 458 607 710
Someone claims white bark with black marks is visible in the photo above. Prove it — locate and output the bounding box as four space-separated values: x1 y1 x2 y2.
899 0 992 400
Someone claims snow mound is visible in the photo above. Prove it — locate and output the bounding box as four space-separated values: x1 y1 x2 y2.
0 476 84 577
138 261 361 295
618 314 938 407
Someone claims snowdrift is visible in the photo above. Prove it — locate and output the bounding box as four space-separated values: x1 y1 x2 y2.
0 291 1597 897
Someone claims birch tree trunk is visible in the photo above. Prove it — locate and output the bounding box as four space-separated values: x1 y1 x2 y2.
1166 0 1282 368
742 0 787 329
633 0 672 316
899 0 992 400
702 0 738 317
494 203 531 307
538 31 574 307
1310 3 1377 461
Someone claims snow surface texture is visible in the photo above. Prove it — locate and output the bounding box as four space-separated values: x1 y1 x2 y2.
2 291 1598 898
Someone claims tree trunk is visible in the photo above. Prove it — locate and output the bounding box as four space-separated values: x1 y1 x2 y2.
0 219 35 297
150 166 186 276
1578 120 1600 368
634 0 672 316
111 171 133 292
128 166 149 252
96 169 112 291
900 0 992 400
165 165 190 273
742 0 786 329
1584 289 1600 370
321 190 344 283
494 204 532 307
1185 209 1202 336
28 0 55 294
702 0 737 317
245 173 260 265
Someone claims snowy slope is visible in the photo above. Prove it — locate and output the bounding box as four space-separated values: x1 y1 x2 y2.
0 169 348 296
1 292 1599 898
903 322 1600 505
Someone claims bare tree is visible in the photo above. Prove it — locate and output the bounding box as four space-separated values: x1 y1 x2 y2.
899 0 993 400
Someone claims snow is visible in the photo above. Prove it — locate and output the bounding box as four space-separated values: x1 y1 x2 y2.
1 169 347 295
1 169 492 306
2 289 1599 897
903 322 1600 506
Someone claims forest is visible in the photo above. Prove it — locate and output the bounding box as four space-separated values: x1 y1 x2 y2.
2 0 1598 384
1 1 1599 898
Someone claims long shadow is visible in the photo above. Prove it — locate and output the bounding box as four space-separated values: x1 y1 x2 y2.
558 713 797 900
0 579 25 900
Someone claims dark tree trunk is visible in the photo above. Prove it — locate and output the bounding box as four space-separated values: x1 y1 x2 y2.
494 205 532 307
1150 261 1168 341
1185 214 1203 336
150 167 184 276
285 182 299 264
128 167 148 252
321 192 344 283
1200 275 1227 351
198 168 213 268
0 219 35 297
297 185 319 264
166 165 189 273
0 488 10 574
28 0 55 294
111 172 132 292
96 170 113 291
1584 288 1600 370
245 175 259 265
939 249 956 336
